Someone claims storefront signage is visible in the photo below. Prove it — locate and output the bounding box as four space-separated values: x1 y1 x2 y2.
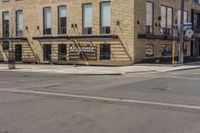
69 44 97 61
69 45 96 54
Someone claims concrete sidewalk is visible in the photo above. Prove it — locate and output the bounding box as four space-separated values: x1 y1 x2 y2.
0 63 200 75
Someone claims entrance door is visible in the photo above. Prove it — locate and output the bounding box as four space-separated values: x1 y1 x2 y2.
15 44 22 62
199 43 200 56
191 41 194 57
58 44 67 63
43 44 51 62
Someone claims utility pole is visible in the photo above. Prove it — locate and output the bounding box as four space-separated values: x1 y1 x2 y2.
9 30 15 69
8 11 16 69
179 0 185 65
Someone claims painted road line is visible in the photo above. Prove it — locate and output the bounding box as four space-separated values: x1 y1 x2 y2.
165 75 200 81
0 81 10 83
0 88 200 113
10 83 60 90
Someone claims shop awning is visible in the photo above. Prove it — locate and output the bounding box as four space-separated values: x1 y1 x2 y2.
138 33 194 41
32 35 119 41
0 37 28 42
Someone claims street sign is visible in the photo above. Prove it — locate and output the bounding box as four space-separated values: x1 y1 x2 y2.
185 29 194 38
183 22 192 30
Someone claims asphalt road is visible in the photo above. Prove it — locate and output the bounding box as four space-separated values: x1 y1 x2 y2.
0 69 200 133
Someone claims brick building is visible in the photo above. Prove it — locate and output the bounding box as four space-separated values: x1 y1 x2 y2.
0 0 199 65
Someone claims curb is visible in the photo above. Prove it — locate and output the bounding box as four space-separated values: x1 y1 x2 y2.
0 69 124 75
125 70 157 74
159 66 200 72
1 66 200 75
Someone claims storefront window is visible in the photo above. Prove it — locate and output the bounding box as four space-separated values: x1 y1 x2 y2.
161 44 172 56
2 41 9 51
100 44 110 60
58 44 67 61
145 44 154 57
43 44 52 61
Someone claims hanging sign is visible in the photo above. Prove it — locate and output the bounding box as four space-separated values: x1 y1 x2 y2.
185 29 194 38
183 22 192 30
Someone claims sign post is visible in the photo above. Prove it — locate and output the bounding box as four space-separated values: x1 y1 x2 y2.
179 0 185 65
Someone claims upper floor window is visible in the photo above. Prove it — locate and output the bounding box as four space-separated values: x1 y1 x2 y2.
43 7 51 35
2 0 9 2
58 5 67 34
146 2 153 34
16 10 23 37
160 6 173 36
193 11 200 33
83 3 92 35
2 11 9 37
100 1 111 34
192 0 200 4
177 10 188 26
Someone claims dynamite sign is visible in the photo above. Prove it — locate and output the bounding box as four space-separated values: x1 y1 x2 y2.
69 44 97 60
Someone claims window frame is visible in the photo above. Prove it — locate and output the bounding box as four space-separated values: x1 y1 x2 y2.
82 3 92 35
2 41 9 51
2 11 9 37
100 1 111 34
58 44 67 62
43 44 52 62
16 10 23 37
100 44 111 60
43 7 52 35
58 5 67 35
160 5 173 36
161 44 172 57
146 1 154 34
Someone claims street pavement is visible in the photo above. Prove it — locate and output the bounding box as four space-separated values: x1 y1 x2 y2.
0 69 200 133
